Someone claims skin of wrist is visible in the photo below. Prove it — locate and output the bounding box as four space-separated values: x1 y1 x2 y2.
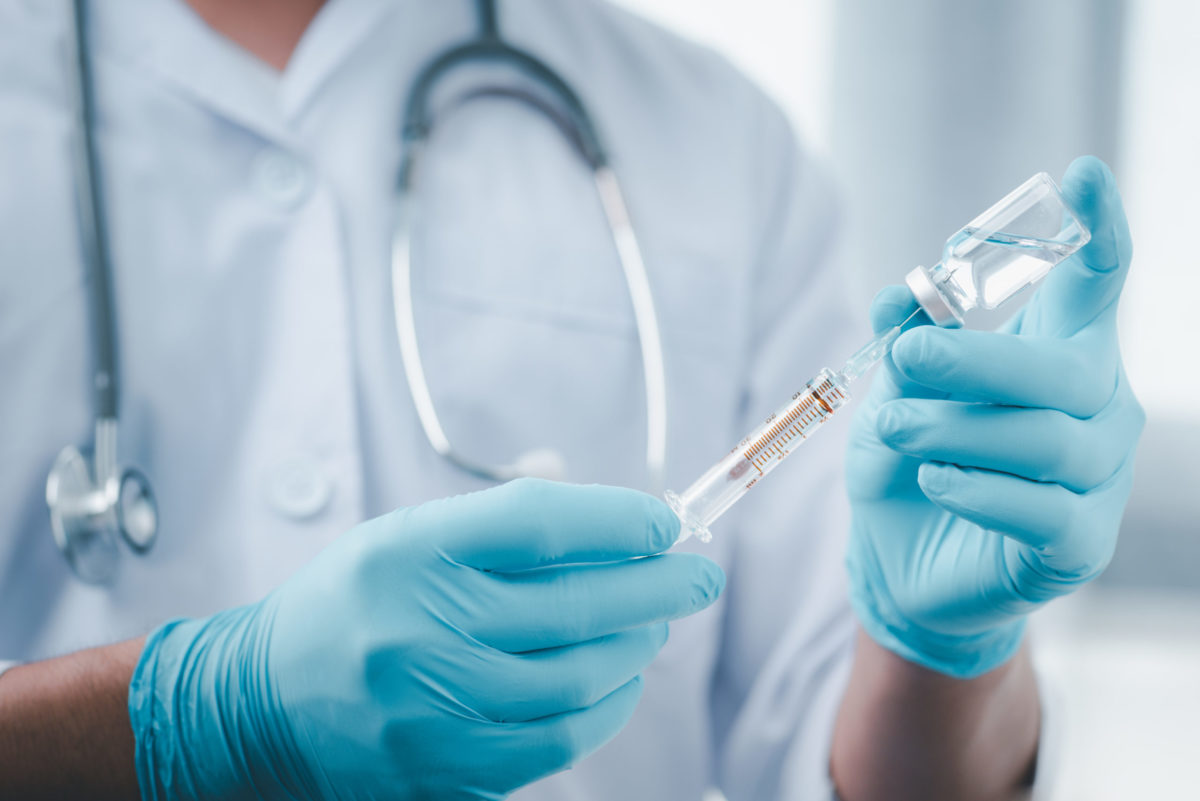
831 629 1040 801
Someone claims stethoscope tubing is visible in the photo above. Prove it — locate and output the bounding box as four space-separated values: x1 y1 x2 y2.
393 75 668 489
69 0 119 426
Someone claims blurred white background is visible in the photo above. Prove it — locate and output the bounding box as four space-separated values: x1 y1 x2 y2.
613 1 1199 798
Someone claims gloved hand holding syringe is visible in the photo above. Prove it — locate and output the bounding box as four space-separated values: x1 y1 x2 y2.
666 171 1091 544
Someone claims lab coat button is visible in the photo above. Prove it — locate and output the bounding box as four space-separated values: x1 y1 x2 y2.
252 149 311 209
266 455 332 519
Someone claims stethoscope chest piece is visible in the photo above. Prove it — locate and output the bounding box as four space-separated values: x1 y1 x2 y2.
46 440 158 585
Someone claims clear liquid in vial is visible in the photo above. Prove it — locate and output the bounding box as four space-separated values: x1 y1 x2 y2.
938 226 1081 315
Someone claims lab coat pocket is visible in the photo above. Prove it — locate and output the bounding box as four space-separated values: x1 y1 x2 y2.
412 273 648 486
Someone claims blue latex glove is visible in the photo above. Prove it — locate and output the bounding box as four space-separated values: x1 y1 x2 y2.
846 156 1144 678
128 478 724 799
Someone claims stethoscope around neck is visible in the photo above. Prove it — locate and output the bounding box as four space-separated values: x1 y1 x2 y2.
48 0 667 585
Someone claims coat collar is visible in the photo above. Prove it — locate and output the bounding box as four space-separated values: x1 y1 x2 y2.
87 0 404 144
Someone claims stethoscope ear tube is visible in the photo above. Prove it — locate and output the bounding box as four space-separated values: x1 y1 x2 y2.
400 38 609 171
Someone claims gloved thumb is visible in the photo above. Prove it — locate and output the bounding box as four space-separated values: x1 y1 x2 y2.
1023 155 1133 338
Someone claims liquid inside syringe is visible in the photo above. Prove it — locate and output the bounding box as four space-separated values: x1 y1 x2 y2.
665 310 917 544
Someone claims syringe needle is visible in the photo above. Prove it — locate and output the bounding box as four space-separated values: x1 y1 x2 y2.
839 307 921 383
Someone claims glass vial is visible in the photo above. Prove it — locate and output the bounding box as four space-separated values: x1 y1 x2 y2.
905 172 1090 326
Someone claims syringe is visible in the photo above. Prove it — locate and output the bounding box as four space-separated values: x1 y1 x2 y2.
664 170 1093 545
665 309 918 545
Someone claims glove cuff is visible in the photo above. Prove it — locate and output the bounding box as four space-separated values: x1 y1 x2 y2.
847 554 1027 679
128 602 301 800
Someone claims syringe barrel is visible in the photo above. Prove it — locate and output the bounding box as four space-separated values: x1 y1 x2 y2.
666 368 850 544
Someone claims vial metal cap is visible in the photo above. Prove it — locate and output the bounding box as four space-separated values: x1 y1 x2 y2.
905 265 960 327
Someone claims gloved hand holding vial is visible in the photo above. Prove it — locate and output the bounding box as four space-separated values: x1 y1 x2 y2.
666 169 1090 543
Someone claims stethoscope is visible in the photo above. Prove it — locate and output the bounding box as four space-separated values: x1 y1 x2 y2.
47 0 667 584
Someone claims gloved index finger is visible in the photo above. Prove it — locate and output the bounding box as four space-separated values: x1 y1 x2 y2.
1022 156 1133 339
420 478 680 571
892 326 1116 417
868 285 944 401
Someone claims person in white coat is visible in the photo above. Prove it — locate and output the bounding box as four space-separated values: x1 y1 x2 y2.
0 1 1143 800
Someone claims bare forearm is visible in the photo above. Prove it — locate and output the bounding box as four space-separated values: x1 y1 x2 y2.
831 629 1039 801
0 636 145 800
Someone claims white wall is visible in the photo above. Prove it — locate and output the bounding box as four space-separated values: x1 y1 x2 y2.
1118 1 1200 418
614 0 1195 421
609 0 835 154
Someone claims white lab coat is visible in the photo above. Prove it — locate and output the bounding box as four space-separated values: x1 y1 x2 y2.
0 0 864 797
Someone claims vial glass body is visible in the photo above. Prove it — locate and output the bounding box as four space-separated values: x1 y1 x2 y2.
906 172 1090 326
